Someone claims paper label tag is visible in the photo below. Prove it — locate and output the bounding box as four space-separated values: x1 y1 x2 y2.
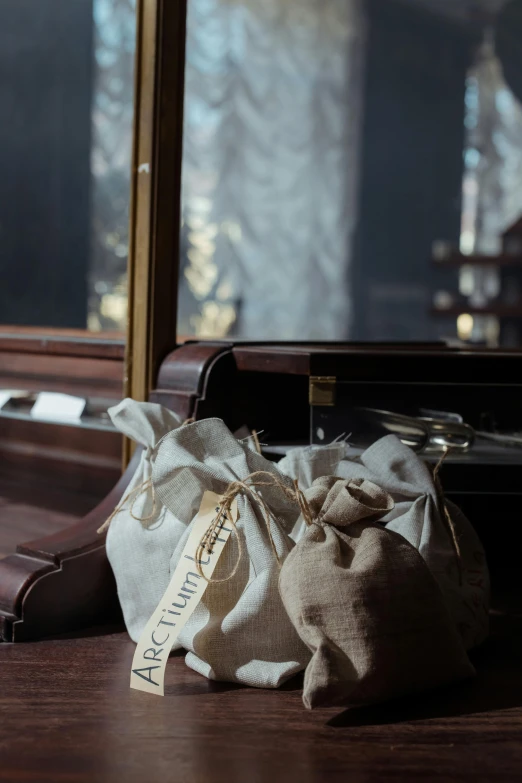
31 392 86 423
0 391 12 410
130 491 237 696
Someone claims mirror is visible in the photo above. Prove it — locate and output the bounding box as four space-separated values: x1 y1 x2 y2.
178 0 522 347
0 0 137 563
0 0 136 334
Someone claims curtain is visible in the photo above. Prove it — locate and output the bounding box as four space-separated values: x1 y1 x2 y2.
458 32 522 344
179 0 367 339
461 33 522 255
89 0 136 332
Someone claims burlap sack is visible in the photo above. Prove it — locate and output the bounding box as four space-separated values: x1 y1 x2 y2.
105 399 186 643
152 418 311 689
337 435 489 650
279 476 475 710
277 444 346 541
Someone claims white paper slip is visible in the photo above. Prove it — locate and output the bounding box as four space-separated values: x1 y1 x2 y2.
30 392 86 424
0 391 12 410
130 490 238 696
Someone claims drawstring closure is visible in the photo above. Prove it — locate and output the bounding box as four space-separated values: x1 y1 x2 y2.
98 417 194 535
195 471 314 583
432 447 463 585
97 478 157 534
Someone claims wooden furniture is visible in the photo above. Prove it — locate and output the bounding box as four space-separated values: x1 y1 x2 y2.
0 330 125 641
0 330 124 514
124 0 186 406
0 328 123 458
2 340 521 642
2 605 522 782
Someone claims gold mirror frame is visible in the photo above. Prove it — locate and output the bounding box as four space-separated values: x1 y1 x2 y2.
125 0 188 423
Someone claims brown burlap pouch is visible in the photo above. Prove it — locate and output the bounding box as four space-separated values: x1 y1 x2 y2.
279 475 475 709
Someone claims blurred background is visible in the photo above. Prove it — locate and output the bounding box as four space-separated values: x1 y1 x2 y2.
2 0 522 346
0 0 135 333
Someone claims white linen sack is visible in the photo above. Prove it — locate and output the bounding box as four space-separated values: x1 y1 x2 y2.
337 434 490 650
277 443 346 541
105 398 186 643
152 418 311 689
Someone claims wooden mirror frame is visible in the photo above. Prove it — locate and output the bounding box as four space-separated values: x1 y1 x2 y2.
0 0 189 642
125 0 187 409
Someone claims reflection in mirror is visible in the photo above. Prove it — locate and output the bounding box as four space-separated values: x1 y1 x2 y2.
0 0 136 332
0 331 125 561
0 383 122 560
0 390 115 429
178 0 522 347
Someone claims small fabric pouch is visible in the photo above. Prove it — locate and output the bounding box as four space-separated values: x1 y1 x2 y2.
278 443 346 541
338 435 490 650
280 475 476 709
105 398 186 642
152 418 311 689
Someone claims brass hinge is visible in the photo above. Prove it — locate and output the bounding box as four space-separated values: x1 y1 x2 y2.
309 376 336 407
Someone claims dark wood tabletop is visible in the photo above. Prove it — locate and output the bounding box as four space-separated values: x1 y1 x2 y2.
2 608 522 783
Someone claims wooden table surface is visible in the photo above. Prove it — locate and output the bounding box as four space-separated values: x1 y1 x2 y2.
1 609 522 783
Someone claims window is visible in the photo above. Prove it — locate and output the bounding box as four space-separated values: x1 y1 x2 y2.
0 0 136 332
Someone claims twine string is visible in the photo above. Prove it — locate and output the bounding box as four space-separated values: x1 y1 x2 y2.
251 430 262 455
98 416 195 535
432 447 463 584
97 477 157 534
195 470 315 583
198 456 464 586
100 438 463 591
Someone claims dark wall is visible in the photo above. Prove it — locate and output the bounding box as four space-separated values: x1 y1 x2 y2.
0 0 94 328
352 0 476 341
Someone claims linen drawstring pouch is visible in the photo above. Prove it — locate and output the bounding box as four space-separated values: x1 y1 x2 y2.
279 475 476 710
102 398 186 642
337 435 489 650
277 443 346 542
151 418 311 689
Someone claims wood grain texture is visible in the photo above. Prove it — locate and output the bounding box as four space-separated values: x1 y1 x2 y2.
1 609 522 782
0 416 122 564
0 328 125 359
0 350 124 639
155 342 230 393
0 416 121 477
0 351 124 399
0 330 125 399
0 497 79 560
0 452 138 642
